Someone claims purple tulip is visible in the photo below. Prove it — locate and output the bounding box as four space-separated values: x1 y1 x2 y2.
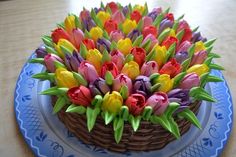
89 77 110 96
168 89 191 106
133 76 152 97
127 29 141 42
175 51 189 63
110 50 125 71
97 38 111 52
179 73 200 89
146 92 169 115
94 7 104 14
65 51 84 72
159 19 174 34
141 61 159 76
110 30 124 42
80 9 91 21
190 50 207 66
113 74 132 95
177 41 192 53
82 17 96 31
142 16 153 29
122 6 129 17
78 61 99 83
44 53 63 72
35 45 47 58
191 32 207 43
147 7 162 21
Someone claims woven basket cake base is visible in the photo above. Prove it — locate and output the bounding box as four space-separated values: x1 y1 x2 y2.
53 97 200 153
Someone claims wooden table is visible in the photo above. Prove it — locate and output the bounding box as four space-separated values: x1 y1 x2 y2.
0 0 235 156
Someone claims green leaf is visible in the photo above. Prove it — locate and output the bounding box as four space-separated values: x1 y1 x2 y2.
114 121 124 143
53 97 66 113
74 14 82 29
91 95 103 107
110 41 117 51
142 2 148 16
208 52 221 58
54 60 66 69
113 117 123 131
200 72 209 87
145 49 156 62
32 72 55 82
42 36 54 47
72 72 88 86
150 73 160 82
133 35 143 47
164 43 176 63
79 43 87 59
86 107 100 132
57 22 65 29
192 26 199 32
120 85 129 100
206 46 213 54
45 46 58 55
136 19 143 32
124 54 134 63
100 1 105 8
172 21 179 32
40 87 68 95
158 28 171 44
106 6 112 15
178 108 202 129
190 87 216 102
141 106 153 120
119 106 129 120
168 117 181 138
206 75 223 82
181 58 191 72
188 44 196 59
165 102 180 118
66 104 86 114
129 115 141 132
176 29 185 42
151 83 161 92
104 111 115 125
177 14 185 21
141 39 152 52
204 38 217 47
60 45 72 55
153 13 164 28
102 49 111 63
204 56 214 66
105 71 114 85
103 31 110 40
29 58 44 64
209 63 224 70
173 72 187 88
84 30 91 38
150 115 171 131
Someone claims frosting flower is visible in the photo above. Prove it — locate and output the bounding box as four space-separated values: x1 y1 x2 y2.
112 10 125 24
86 49 102 73
142 16 153 29
55 39 77 59
133 76 152 97
110 50 125 71
142 25 158 38
55 68 78 88
121 61 140 80
194 41 206 53
44 54 63 72
153 74 174 93
104 19 118 34
177 41 192 53
133 4 145 14
106 2 119 14
127 29 141 42
82 17 96 31
187 64 209 76
113 74 132 95
175 51 189 64
101 62 119 78
130 47 146 66
191 32 207 43
190 50 207 66
141 61 159 76
177 20 192 43
125 94 146 116
97 38 111 52
142 34 158 50
146 92 169 116
35 45 47 58
78 61 99 83
168 89 191 107
64 15 76 33
159 58 182 78
117 38 133 56
153 45 167 67
162 36 178 49
110 30 124 42
102 91 123 114
89 26 103 41
179 73 200 89
67 86 92 107
51 28 70 44
69 28 84 50
82 38 95 50
96 11 111 26
159 19 173 34
89 77 110 96
131 10 142 23
122 19 137 35
79 9 90 21
148 7 162 20
65 52 83 72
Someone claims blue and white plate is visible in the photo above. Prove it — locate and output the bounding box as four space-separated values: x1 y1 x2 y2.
14 53 233 157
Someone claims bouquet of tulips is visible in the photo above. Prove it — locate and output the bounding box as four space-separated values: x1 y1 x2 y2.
31 2 224 143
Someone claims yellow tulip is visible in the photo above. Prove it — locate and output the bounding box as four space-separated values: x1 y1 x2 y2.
64 15 76 33
117 38 133 56
55 39 77 59
187 64 209 76
121 61 140 80
55 68 78 88
153 45 167 67
122 19 137 35
102 91 123 114
133 4 145 14
153 74 174 93
89 26 103 41
86 48 102 73
96 11 111 26
194 41 206 53
169 28 176 37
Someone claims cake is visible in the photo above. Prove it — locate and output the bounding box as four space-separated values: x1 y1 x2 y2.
30 2 224 153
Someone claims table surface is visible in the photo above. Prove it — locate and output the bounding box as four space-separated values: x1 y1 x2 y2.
0 0 235 156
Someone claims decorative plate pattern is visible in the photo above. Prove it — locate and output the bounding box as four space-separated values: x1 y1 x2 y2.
15 53 233 157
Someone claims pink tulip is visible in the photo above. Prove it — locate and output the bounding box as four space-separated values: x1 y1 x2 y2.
141 61 159 76
177 41 192 53
113 74 132 95
78 61 99 83
142 34 158 49
44 54 63 72
110 30 124 42
69 28 84 50
142 16 153 29
112 11 125 24
110 50 125 71
190 50 207 66
179 73 200 89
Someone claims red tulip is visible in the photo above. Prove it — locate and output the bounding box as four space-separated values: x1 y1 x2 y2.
131 47 146 66
67 86 92 107
131 10 142 23
125 94 146 116
106 2 119 14
110 50 125 71
82 38 95 50
101 62 119 78
142 25 158 38
104 19 118 34
165 13 174 21
51 28 70 44
177 20 192 43
162 36 178 49
159 58 182 78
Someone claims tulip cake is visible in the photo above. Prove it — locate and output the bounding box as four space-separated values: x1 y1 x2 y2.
31 2 224 153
